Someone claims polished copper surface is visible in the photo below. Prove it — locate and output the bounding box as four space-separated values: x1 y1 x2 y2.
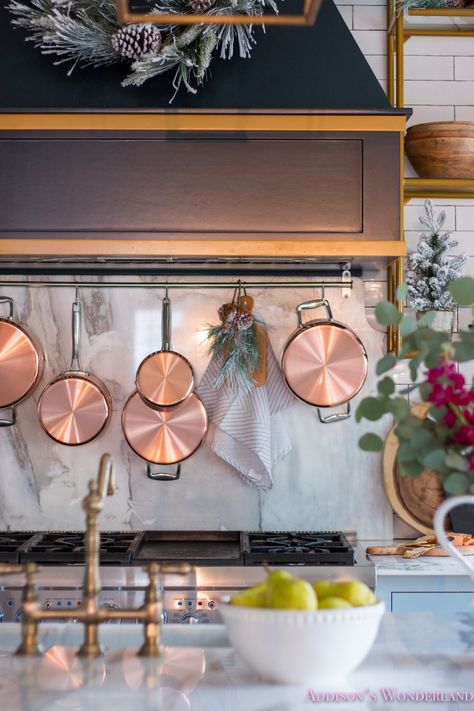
38 374 111 445
282 322 368 407
0 319 43 408
122 392 208 465
136 350 194 408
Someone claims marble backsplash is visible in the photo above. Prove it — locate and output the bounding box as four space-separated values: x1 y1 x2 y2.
0 276 394 538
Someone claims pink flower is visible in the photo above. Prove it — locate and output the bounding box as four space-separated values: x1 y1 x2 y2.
453 426 474 446
444 410 457 428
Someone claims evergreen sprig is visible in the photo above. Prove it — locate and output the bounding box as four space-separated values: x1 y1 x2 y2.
8 0 280 98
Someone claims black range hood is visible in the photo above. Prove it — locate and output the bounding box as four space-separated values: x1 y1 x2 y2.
0 0 408 268
0 0 403 113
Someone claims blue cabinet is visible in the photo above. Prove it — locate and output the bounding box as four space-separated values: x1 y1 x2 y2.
376 575 474 613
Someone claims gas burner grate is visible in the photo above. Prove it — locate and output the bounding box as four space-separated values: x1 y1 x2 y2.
0 533 40 563
20 532 143 565
243 531 354 566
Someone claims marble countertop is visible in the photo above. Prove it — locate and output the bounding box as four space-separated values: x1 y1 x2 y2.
357 540 474 578
0 615 474 710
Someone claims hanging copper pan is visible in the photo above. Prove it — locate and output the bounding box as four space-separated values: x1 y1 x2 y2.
38 300 111 445
136 293 194 409
281 299 368 424
0 296 43 427
122 391 208 481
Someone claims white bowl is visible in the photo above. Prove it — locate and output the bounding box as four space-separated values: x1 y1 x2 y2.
219 600 385 685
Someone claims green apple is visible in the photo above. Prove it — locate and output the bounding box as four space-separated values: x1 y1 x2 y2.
332 581 377 607
268 578 318 611
318 596 352 609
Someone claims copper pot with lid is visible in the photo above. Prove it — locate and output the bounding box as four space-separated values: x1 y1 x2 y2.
122 391 208 481
123 291 208 481
281 299 368 423
0 296 43 427
38 300 112 445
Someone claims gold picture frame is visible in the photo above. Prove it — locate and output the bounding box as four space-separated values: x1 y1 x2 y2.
115 0 322 26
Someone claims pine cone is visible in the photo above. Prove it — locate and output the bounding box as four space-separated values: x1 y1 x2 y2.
235 310 254 331
218 303 237 325
188 0 216 13
111 24 162 61
443 0 466 6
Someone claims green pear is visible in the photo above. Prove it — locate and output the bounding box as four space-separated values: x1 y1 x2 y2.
312 580 336 600
230 581 267 608
332 581 377 607
268 577 317 611
318 596 352 609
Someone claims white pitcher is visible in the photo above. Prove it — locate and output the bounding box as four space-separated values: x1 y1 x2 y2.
433 496 474 584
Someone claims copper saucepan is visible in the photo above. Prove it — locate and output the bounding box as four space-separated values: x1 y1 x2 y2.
38 300 112 445
136 293 194 408
0 296 43 427
282 299 368 423
122 391 208 481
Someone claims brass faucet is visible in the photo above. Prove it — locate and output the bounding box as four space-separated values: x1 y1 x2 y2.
0 454 190 658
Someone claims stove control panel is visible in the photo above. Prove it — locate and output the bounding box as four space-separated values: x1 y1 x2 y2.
162 591 221 624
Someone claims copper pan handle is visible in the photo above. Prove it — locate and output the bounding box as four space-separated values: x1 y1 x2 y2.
317 402 351 424
70 301 82 372
161 296 171 352
0 296 14 320
296 299 333 327
0 407 16 427
146 463 181 481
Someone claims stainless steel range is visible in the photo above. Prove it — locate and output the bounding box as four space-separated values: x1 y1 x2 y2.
0 531 374 624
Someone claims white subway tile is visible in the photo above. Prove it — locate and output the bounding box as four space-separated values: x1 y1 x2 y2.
407 105 455 127
455 56 474 81
336 4 353 29
404 204 456 231
353 4 386 30
405 55 454 81
366 54 386 80
405 36 474 56
405 80 474 105
456 106 474 121
351 30 386 54
457 206 474 231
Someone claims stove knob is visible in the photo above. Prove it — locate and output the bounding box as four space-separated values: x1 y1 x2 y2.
180 612 200 625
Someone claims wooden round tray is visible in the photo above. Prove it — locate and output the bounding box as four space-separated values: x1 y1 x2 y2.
383 403 445 535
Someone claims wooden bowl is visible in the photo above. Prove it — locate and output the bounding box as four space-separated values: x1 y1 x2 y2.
405 121 474 179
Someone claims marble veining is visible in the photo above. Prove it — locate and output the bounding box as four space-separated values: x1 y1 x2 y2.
0 615 473 710
0 277 393 537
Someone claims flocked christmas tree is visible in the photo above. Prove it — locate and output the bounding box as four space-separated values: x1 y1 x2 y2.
406 199 466 313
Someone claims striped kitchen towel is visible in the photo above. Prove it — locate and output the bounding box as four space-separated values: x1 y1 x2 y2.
198 337 295 491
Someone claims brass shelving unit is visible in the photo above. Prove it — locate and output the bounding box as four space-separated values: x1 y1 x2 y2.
387 2 474 201
386 2 474 351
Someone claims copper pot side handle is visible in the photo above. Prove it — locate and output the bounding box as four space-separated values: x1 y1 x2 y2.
296 299 333 327
0 296 14 320
70 301 82 372
0 407 16 427
317 402 351 424
146 463 181 481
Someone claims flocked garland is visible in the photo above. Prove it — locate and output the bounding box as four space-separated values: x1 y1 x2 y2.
7 0 279 100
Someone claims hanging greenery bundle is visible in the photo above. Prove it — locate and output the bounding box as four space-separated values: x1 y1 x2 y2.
7 0 279 100
206 284 265 393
